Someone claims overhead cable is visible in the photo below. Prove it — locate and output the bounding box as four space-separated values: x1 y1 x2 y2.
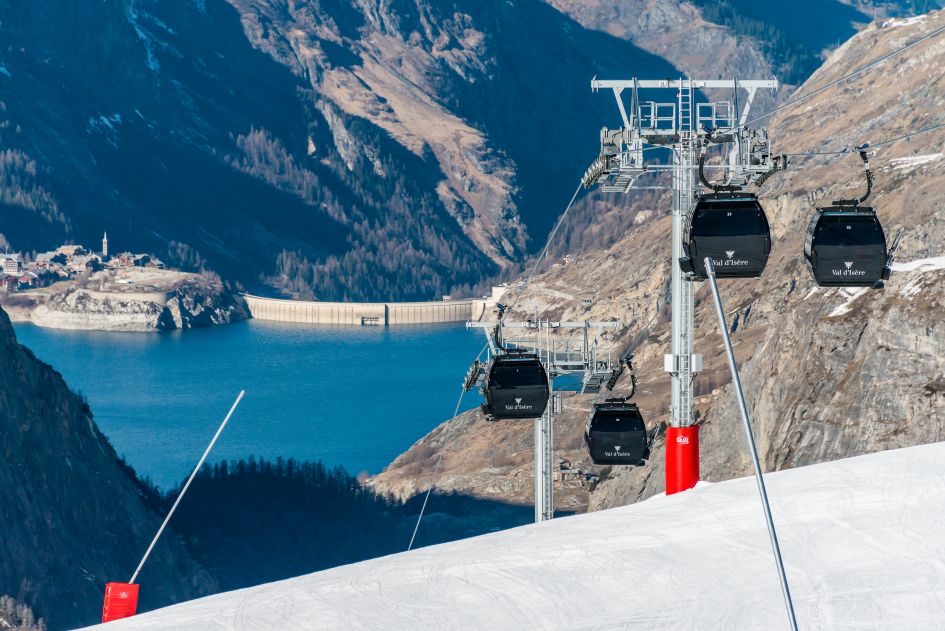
781 119 945 157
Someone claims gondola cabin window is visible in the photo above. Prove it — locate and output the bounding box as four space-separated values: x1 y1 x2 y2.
490 364 549 388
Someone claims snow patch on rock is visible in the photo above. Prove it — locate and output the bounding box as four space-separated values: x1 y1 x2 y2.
887 153 942 171
892 255 945 272
883 15 927 29
900 277 924 298
828 287 869 317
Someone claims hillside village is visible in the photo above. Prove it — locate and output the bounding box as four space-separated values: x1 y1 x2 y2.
0 233 165 294
0 233 247 333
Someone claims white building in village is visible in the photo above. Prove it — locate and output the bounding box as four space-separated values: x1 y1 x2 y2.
1 254 21 275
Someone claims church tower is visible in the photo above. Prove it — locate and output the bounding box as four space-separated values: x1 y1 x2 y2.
102 232 108 258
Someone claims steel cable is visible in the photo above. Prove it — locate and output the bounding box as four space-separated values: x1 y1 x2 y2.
781 119 945 157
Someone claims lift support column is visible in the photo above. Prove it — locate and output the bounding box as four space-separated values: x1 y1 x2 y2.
666 79 700 494
585 77 779 495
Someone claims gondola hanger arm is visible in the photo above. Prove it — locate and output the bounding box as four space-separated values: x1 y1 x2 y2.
833 145 874 206
857 147 874 204
698 149 739 193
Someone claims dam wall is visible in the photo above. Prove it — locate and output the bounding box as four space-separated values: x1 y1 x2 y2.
242 294 492 326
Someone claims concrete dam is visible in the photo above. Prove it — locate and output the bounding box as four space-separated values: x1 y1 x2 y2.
242 290 504 326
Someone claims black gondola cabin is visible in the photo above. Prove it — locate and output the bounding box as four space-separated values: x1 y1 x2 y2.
484 353 549 420
679 192 771 280
805 205 889 287
584 401 649 465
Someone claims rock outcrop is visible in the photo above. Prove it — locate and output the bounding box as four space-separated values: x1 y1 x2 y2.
24 269 248 333
0 305 216 629
369 404 596 512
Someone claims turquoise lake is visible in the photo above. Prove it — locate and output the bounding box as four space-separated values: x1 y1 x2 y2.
14 320 484 489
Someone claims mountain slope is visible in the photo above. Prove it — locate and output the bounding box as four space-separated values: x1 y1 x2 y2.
0 0 682 300
2 1 933 300
589 7 945 509
0 305 215 629
371 9 945 513
83 442 945 630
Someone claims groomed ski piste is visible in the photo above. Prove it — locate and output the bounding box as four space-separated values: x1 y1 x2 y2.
86 442 945 630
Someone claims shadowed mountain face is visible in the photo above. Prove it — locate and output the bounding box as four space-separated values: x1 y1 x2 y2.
0 307 535 628
0 0 678 300
0 305 216 629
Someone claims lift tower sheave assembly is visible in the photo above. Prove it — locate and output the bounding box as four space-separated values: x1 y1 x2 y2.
584 77 780 495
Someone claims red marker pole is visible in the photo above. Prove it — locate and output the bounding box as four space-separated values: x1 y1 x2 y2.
101 390 244 623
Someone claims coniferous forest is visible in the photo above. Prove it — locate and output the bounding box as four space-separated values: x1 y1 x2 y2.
160 458 534 592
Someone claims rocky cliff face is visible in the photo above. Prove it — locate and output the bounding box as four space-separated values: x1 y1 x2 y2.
369 403 597 512
165 277 250 329
31 289 174 332
0 305 216 629
372 10 945 515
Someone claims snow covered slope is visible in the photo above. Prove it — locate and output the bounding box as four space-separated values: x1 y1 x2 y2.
86 443 945 630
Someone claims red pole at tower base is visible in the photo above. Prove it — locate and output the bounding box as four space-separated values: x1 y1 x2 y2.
666 425 699 495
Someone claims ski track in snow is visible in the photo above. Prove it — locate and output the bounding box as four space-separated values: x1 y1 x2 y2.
82 443 945 631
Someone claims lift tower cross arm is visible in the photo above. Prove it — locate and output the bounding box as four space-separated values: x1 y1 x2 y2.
592 79 778 90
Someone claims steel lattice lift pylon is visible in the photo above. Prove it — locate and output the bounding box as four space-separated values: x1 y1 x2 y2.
466 318 621 523
582 77 782 494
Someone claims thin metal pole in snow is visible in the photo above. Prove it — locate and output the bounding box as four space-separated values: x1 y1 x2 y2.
129 390 245 584
703 258 799 631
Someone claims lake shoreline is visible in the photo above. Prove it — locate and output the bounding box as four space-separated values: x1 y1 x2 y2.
13 319 483 490
2 267 248 333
